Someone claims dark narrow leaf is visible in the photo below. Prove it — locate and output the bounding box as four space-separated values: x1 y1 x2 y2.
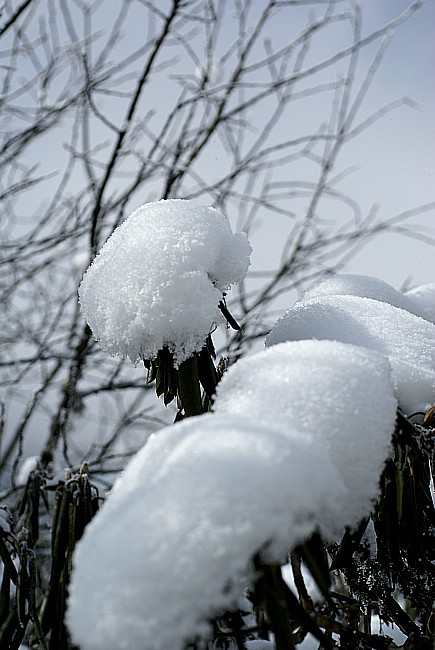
330 518 369 570
40 485 70 634
177 354 203 417
80 472 94 529
0 536 18 585
28 473 41 547
197 345 218 398
297 530 332 599
163 390 176 406
145 359 157 384
254 562 331 648
16 544 29 627
0 561 11 627
0 607 26 650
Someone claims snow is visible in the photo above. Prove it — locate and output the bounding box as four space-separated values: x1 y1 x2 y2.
404 282 435 324
73 261 433 648
214 340 397 531
67 413 346 650
16 455 40 485
300 274 435 323
79 199 251 365
195 58 222 84
266 295 435 414
68 338 398 650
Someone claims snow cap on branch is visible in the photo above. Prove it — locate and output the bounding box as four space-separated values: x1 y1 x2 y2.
68 339 397 650
215 339 397 531
300 274 435 324
67 412 345 650
404 282 435 324
266 287 435 414
79 199 251 365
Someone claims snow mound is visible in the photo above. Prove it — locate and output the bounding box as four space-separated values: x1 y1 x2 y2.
215 340 397 529
266 295 434 414
404 283 435 324
67 413 344 650
300 274 434 323
79 199 251 365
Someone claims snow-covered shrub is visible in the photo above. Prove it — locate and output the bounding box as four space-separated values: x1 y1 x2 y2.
214 340 397 531
78 199 251 416
79 199 251 366
14 195 427 650
299 273 435 323
67 340 399 650
266 290 435 414
67 413 345 650
66 258 435 649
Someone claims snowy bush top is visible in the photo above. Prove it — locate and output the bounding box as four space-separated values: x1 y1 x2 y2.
300 274 435 324
404 282 435 324
266 293 435 414
67 340 397 650
79 199 251 365
214 340 397 530
67 413 345 650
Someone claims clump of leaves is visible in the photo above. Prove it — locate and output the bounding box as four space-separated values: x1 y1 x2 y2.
144 298 241 418
0 464 99 649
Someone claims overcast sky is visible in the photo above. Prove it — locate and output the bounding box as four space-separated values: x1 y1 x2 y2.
6 0 433 290
259 0 434 289
328 0 434 286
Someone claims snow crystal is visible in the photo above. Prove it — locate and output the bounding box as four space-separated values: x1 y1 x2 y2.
214 340 397 531
79 200 251 365
266 295 435 414
67 413 345 650
300 274 435 323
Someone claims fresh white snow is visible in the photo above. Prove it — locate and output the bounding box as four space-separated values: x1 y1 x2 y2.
67 413 345 650
79 199 251 365
299 274 435 323
404 282 435 324
266 294 435 414
68 339 398 650
69 267 432 649
214 340 397 532
16 455 40 485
